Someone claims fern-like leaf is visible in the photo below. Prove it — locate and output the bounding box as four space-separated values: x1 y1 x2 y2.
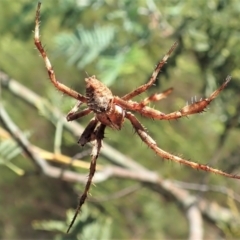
55 25 115 69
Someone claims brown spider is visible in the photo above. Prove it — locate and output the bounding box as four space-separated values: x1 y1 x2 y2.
34 2 240 233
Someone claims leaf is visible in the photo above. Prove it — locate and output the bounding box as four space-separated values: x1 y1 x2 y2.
54 25 115 69
0 138 26 175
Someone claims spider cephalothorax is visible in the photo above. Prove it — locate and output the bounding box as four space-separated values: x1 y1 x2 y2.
34 2 240 233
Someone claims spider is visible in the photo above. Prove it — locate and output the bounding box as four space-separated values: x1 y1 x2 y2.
34 2 240 233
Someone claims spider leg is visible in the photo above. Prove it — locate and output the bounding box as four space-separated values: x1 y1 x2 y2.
78 118 99 146
66 101 92 122
34 3 87 103
140 76 231 120
67 108 92 121
122 42 178 101
67 123 106 233
140 87 173 107
67 100 83 116
115 76 231 120
125 111 240 179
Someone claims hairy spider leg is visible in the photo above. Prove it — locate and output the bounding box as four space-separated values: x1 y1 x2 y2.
78 118 99 146
67 100 84 119
67 108 92 121
67 123 106 233
34 2 87 103
115 76 231 120
125 112 240 179
140 87 173 107
122 42 178 101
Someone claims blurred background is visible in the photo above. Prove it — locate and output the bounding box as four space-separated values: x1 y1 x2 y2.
1 0 240 239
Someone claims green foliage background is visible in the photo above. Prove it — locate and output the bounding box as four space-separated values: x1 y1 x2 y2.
0 0 240 239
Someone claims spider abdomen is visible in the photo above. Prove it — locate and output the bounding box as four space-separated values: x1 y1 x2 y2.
85 76 113 113
85 75 125 129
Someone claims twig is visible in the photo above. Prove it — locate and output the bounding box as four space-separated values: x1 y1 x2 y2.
0 126 97 170
90 184 142 202
173 180 240 203
187 203 203 240
0 104 90 183
0 71 146 172
1 71 240 238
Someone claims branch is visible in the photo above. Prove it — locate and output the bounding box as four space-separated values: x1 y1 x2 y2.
187 204 203 240
0 126 100 170
94 166 237 228
0 104 89 183
1 71 239 238
0 71 146 172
